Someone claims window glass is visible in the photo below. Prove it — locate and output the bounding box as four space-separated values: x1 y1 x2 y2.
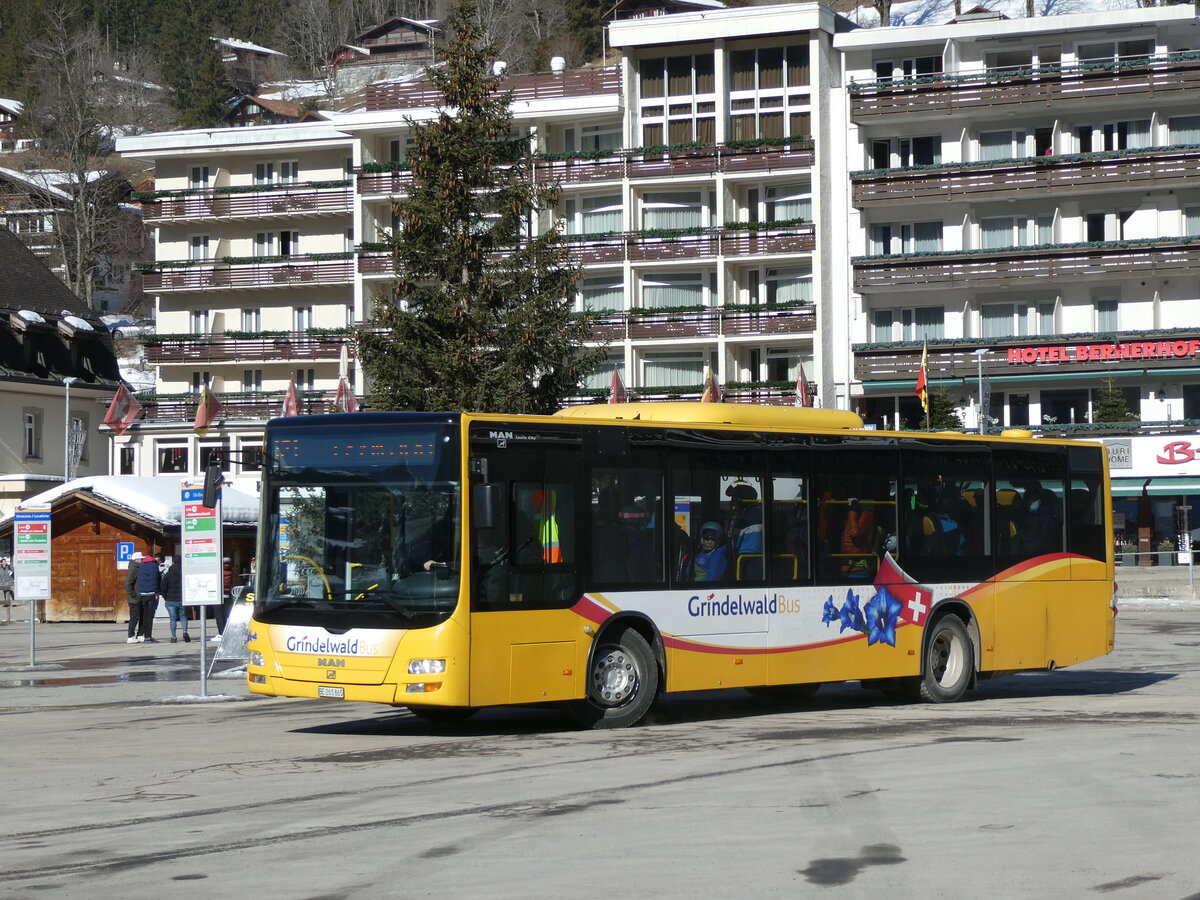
769 464 810 585
670 452 764 585
1067 446 1106 562
591 467 663 584
813 444 898 585
993 447 1066 567
158 445 188 474
899 444 991 583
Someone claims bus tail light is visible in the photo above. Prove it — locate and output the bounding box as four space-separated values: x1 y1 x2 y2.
405 683 442 693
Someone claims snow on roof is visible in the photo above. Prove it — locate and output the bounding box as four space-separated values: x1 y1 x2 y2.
0 97 22 114
0 166 73 203
61 313 94 332
213 36 286 57
16 309 46 325
2 476 260 528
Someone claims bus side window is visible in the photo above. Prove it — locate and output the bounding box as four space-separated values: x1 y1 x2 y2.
769 471 809 585
1067 446 1106 561
590 466 663 585
813 445 898 585
899 443 991 583
993 447 1066 566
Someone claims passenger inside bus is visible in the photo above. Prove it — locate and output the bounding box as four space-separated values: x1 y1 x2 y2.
618 503 659 582
726 482 763 580
693 521 727 582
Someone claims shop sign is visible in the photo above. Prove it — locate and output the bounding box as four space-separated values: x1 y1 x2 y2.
1101 434 1200 477
1007 339 1200 365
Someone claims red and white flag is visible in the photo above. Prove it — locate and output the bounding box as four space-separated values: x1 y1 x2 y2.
609 367 627 404
332 376 359 413
102 384 142 435
794 359 811 408
281 378 301 417
193 385 222 437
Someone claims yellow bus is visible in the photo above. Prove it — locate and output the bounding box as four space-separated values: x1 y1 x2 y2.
246 402 1116 728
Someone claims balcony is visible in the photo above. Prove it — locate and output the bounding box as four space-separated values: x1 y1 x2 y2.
141 254 356 292
852 329 1200 383
564 384 803 406
138 183 353 222
356 168 415 196
582 304 815 342
365 66 621 112
849 51 1200 120
852 146 1200 207
534 140 815 186
853 237 1200 292
136 390 338 422
357 225 815 274
144 332 353 365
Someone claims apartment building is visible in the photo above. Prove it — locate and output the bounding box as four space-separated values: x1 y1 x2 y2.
834 4 1200 543
115 2 838 489
117 2 1200 537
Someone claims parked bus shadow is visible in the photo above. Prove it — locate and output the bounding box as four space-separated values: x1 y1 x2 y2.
288 669 1173 737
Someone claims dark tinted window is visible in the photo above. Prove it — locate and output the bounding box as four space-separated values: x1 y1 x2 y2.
1067 445 1107 561
993 447 1066 569
899 442 992 583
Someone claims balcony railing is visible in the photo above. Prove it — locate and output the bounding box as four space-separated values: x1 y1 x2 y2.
849 51 1200 119
852 329 1200 382
853 237 1200 291
357 169 415 195
563 385 804 406
535 140 815 185
852 146 1200 206
583 304 815 341
357 226 815 275
144 332 353 365
139 184 353 222
141 256 355 291
365 66 621 112
135 390 338 422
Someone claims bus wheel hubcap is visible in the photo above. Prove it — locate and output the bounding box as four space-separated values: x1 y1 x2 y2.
594 649 638 705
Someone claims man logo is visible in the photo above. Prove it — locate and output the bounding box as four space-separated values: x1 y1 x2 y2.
326 670 337 680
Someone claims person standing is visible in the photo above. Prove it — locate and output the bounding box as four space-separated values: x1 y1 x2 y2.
159 555 188 643
125 554 143 643
135 552 161 643
0 557 14 624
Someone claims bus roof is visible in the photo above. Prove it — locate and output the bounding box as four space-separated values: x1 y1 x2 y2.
553 402 865 430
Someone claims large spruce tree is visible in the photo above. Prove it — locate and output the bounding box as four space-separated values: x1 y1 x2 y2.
358 0 599 414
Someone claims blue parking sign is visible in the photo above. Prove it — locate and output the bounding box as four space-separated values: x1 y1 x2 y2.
116 542 136 562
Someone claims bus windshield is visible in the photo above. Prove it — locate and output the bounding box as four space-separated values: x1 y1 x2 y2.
255 419 461 630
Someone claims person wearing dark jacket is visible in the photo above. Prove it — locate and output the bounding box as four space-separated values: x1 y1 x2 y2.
134 553 161 643
160 556 189 643
125 556 143 643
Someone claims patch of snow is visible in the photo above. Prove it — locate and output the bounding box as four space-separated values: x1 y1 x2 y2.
16 309 46 325
61 314 94 332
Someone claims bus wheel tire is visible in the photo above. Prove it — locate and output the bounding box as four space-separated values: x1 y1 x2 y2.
747 683 821 704
406 706 478 723
918 615 973 703
570 627 659 729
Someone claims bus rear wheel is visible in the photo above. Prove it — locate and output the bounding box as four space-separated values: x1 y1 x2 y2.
569 626 659 729
918 615 973 703
406 706 478 723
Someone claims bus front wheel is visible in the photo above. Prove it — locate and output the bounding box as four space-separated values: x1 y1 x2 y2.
570 627 659 729
919 615 973 703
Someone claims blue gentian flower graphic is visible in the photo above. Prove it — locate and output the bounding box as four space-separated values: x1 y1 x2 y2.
838 589 865 634
822 595 838 626
863 586 903 647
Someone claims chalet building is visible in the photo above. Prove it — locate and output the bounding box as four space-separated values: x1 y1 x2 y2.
214 37 287 94
331 19 440 68
116 2 1200 552
223 96 326 128
0 97 26 153
0 476 258 622
0 228 122 516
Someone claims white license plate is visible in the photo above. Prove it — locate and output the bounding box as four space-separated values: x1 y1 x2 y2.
317 686 345 699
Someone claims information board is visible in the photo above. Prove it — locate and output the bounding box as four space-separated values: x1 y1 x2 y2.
13 504 51 600
180 480 222 606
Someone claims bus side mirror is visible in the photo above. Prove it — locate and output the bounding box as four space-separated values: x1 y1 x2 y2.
473 483 500 530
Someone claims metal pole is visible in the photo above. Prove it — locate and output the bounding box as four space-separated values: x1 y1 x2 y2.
977 354 984 435
63 377 77 480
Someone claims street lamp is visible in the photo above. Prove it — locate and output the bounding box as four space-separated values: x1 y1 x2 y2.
973 349 988 435
62 376 78 482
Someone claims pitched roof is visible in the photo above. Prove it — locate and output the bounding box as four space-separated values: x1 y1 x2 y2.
0 227 120 386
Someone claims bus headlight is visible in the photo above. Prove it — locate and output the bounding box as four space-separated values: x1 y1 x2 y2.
249 651 265 667
407 658 446 675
